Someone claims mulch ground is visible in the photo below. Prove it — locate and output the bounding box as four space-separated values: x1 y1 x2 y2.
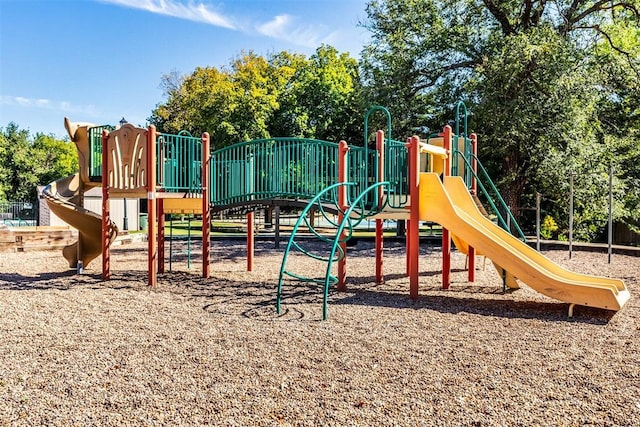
0 239 638 426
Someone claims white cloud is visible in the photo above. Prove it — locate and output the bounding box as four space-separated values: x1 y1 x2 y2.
98 0 335 49
98 0 236 29
36 99 52 108
1 95 98 116
256 14 292 39
256 14 336 48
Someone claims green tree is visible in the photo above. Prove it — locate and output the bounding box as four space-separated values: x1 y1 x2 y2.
150 65 236 142
0 127 9 201
265 51 312 138
289 45 364 143
33 133 78 187
151 52 284 144
150 46 364 146
228 52 280 141
1 122 36 201
0 123 78 202
361 0 640 236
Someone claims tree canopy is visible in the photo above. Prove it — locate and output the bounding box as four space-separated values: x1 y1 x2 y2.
0 123 78 202
361 0 640 239
3 1 638 240
150 45 364 146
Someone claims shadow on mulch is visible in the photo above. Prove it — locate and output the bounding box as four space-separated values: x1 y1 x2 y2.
0 269 144 291
0 266 617 326
152 270 616 325
0 270 79 290
331 288 616 325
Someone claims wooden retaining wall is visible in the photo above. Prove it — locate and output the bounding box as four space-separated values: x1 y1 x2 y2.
0 226 77 253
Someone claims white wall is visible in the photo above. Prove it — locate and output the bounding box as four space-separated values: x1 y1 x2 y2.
40 189 140 231
84 197 140 231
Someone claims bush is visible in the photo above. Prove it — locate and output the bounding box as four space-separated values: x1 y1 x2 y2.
541 215 558 239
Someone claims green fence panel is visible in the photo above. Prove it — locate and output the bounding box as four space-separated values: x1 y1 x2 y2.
158 131 202 192
209 138 342 206
88 125 115 181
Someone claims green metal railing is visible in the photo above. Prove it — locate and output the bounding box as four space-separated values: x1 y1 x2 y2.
347 145 377 207
363 106 410 209
158 131 202 193
207 136 404 211
88 125 115 181
470 154 526 240
210 138 348 207
85 115 411 213
385 139 409 208
451 149 526 241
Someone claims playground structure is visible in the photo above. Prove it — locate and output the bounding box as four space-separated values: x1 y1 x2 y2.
43 105 629 319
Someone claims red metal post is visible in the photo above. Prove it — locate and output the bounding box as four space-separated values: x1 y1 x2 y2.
375 130 385 285
148 125 157 288
247 211 254 271
158 198 165 273
468 242 476 282
468 133 478 282
101 130 110 280
441 126 452 289
202 132 211 278
406 136 420 299
337 140 349 291
406 220 410 276
375 219 384 284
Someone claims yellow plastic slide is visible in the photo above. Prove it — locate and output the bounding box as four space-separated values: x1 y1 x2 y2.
449 196 519 289
418 173 630 312
42 174 118 268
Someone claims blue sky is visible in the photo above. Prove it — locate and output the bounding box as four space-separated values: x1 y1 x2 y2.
0 0 370 138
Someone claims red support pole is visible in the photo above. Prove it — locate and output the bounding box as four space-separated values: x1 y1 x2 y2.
441 126 452 289
375 219 384 284
468 241 476 282
337 140 349 291
202 132 211 278
375 130 385 285
101 130 110 280
467 133 478 282
158 198 165 274
405 220 410 276
148 125 157 288
247 211 254 272
406 136 420 300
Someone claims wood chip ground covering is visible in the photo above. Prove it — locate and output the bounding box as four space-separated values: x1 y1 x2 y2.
0 239 638 426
